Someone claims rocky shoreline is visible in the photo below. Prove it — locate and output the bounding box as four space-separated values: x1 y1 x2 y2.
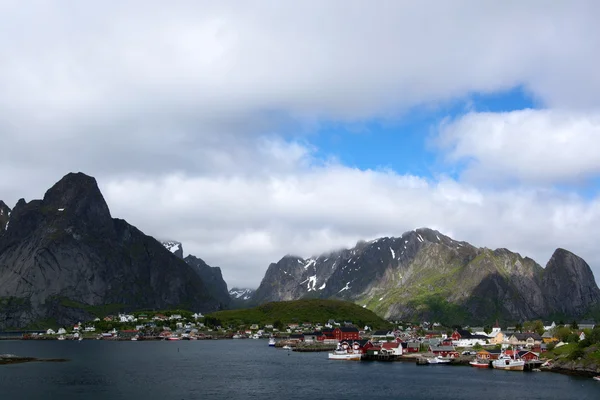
0 354 69 365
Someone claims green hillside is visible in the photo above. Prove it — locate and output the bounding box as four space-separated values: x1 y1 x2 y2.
206 299 391 329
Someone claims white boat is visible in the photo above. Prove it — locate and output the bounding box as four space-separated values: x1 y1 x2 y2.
593 376 600 381
268 338 276 347
131 337 138 341
232 334 241 339
282 345 292 350
78 336 83 342
328 350 361 361
427 356 451 364
492 353 524 371
166 336 180 341
57 335 65 341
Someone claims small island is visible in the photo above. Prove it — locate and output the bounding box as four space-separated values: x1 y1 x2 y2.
0 354 68 365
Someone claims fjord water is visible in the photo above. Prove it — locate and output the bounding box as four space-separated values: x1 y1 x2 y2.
1 340 598 399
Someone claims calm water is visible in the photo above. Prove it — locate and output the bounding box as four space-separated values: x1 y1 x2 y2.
1 339 599 399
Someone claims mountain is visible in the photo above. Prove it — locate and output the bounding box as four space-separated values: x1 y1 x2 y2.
0 172 228 329
228 287 255 309
0 201 10 231
183 255 230 308
251 228 600 324
159 240 231 309
161 240 183 259
229 288 254 301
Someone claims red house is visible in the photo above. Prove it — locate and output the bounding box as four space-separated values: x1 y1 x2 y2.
517 350 539 361
333 327 360 341
321 329 335 341
429 345 459 358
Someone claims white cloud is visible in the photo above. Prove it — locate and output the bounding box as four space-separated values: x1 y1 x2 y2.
1 1 600 289
437 109 600 184
99 143 600 288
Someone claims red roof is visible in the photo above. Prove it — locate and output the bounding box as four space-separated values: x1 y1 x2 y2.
382 342 400 349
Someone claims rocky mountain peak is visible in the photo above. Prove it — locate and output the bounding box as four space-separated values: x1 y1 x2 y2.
542 248 600 315
42 172 112 223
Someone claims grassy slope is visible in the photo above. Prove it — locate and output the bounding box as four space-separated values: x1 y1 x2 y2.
207 299 391 329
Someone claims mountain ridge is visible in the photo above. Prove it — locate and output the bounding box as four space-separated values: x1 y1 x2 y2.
251 228 600 324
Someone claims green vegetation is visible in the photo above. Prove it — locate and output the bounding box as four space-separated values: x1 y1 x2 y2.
545 327 600 369
57 297 126 317
206 299 392 329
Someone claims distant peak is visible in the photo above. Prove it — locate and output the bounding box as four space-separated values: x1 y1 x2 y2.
161 240 183 259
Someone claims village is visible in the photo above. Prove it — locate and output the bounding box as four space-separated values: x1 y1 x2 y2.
6 310 598 371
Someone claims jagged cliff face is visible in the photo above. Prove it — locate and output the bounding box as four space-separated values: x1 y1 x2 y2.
159 240 231 309
252 228 600 324
184 255 230 308
0 201 10 231
542 248 600 316
0 172 226 329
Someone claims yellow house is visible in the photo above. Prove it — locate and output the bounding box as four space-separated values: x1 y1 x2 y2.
489 330 504 344
542 331 558 343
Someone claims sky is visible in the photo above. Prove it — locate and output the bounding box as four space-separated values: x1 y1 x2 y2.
1 1 600 289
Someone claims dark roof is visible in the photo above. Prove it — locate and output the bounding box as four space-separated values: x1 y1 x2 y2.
518 350 538 357
469 334 489 340
304 331 324 336
321 328 334 333
456 329 472 338
512 332 542 340
478 348 501 354
372 330 391 336
430 345 455 352
337 327 359 332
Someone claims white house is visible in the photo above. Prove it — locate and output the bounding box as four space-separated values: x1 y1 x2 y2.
192 313 204 319
119 314 135 323
579 331 586 341
84 326 96 332
544 321 556 331
46 329 56 335
169 314 182 320
57 327 67 335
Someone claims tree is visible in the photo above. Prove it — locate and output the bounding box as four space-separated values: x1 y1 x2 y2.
473 343 483 350
483 325 492 335
515 323 522 333
571 321 579 330
565 333 580 343
546 342 556 351
554 326 572 342
531 320 545 336
273 320 284 331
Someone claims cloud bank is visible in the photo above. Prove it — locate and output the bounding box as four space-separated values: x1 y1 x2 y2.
1 1 600 287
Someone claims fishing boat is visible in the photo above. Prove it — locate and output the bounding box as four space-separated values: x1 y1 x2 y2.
427 356 451 364
593 376 600 381
328 349 361 361
492 350 524 371
166 336 180 341
57 335 65 341
282 345 292 350
328 343 361 361
469 358 490 368
268 338 276 347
